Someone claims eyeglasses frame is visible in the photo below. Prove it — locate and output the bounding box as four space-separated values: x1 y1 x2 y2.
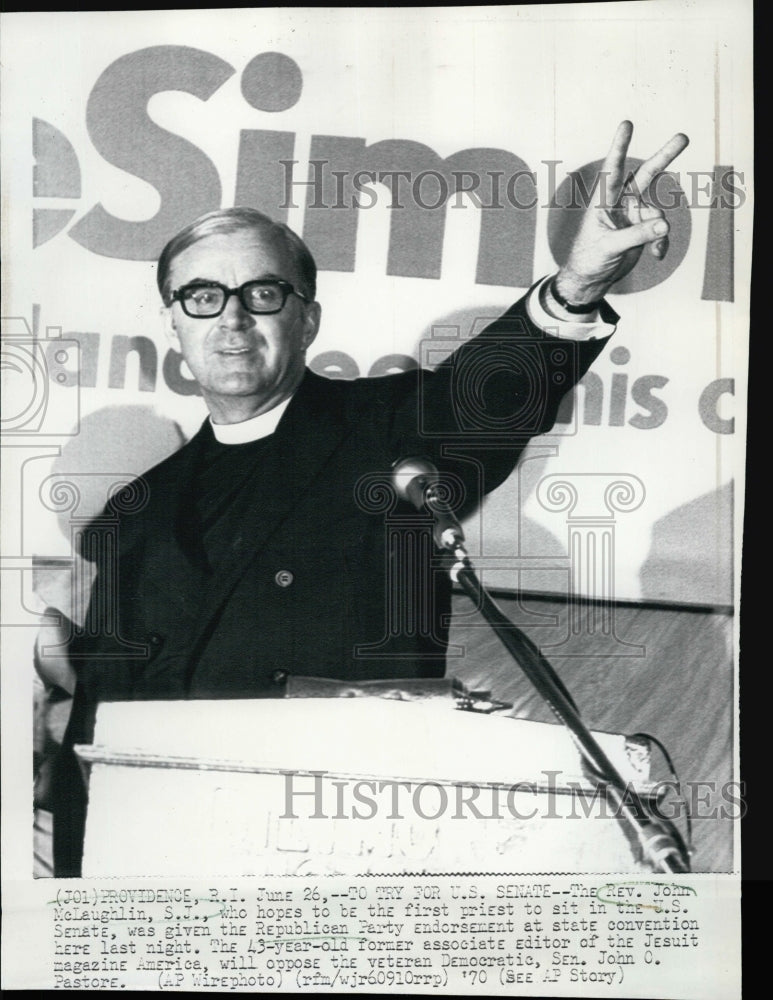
170 278 312 318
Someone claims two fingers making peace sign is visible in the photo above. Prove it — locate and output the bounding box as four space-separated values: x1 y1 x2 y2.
554 121 690 308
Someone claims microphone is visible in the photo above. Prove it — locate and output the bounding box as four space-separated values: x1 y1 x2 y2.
392 456 466 553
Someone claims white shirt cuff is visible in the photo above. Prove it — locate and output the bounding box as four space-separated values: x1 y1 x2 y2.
526 275 617 341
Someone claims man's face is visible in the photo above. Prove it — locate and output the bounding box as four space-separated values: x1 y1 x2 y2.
164 229 320 423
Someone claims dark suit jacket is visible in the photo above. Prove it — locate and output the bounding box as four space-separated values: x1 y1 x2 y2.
53 291 614 873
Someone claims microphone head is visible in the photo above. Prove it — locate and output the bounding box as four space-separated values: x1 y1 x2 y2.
392 456 439 509
391 455 467 552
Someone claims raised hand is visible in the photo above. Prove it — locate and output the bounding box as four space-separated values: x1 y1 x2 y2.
553 121 689 308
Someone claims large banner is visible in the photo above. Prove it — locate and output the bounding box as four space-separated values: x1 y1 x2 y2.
1 4 751 611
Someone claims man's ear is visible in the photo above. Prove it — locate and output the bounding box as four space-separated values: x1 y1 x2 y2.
301 301 321 351
162 305 181 352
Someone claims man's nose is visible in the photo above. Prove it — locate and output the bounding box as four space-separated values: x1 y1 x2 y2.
219 291 253 327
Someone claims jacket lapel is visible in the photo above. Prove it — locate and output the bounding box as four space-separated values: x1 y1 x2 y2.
135 425 211 617
184 370 353 658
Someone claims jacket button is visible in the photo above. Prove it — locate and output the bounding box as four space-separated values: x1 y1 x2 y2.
271 669 289 686
148 632 163 646
274 569 294 588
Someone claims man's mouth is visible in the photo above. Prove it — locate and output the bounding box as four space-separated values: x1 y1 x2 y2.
219 346 252 355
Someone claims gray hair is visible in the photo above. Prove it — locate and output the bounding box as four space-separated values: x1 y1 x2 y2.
157 207 317 305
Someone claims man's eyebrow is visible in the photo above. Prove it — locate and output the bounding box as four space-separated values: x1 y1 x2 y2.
179 273 286 285
178 276 219 286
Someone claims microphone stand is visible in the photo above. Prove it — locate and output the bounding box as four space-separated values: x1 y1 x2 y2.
423 483 690 874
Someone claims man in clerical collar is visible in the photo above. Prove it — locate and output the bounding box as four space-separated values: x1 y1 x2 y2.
39 122 688 875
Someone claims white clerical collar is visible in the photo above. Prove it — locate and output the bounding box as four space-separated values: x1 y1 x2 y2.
209 395 293 444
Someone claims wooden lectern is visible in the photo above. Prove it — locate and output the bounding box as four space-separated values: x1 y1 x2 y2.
75 699 658 876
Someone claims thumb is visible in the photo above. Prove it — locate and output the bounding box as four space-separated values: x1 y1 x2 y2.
605 217 670 256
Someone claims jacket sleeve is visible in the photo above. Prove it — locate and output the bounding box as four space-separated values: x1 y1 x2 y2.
383 288 616 502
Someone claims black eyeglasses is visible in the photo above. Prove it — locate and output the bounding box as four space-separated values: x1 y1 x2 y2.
171 279 311 318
